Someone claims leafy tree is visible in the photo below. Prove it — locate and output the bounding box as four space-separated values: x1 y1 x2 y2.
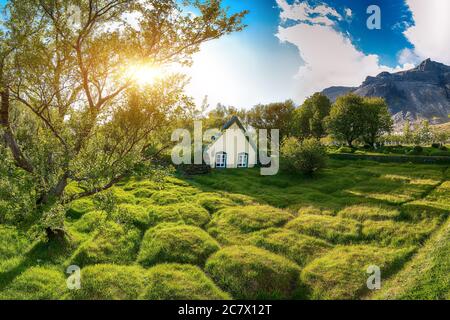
281 137 327 175
360 97 393 147
247 100 296 140
0 0 247 236
402 120 413 145
294 93 331 139
325 94 366 147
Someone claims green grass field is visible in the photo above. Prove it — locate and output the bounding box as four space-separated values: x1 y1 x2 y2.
1 159 449 300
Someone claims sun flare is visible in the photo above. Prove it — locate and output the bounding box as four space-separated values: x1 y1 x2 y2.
125 63 164 86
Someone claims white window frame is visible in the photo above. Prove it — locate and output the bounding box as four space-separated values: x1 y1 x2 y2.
237 153 248 168
215 152 227 168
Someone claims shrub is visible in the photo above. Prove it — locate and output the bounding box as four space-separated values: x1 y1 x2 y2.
286 214 362 244
337 204 400 221
281 137 327 175
207 206 294 245
69 264 147 300
301 245 414 299
206 246 301 299
141 264 230 300
0 267 66 300
69 222 141 267
137 223 220 267
431 143 440 149
245 228 332 266
195 193 236 213
337 146 354 154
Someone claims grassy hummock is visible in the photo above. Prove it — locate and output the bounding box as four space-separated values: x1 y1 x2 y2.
205 246 301 299
141 263 231 300
137 223 220 267
207 205 294 244
286 214 362 244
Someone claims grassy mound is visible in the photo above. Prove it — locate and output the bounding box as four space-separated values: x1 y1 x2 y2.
0 226 30 260
141 264 230 300
70 210 107 234
137 223 220 267
286 214 362 244
0 267 66 300
69 222 141 267
207 206 294 245
297 206 334 216
301 245 414 299
150 190 185 205
338 204 400 221
205 246 301 299
67 198 95 218
362 219 439 246
69 264 147 300
372 218 450 300
195 193 236 213
246 228 333 267
147 203 211 227
112 204 150 229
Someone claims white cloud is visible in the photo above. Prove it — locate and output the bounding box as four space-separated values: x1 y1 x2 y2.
276 1 410 102
403 0 450 64
344 8 352 17
276 0 341 26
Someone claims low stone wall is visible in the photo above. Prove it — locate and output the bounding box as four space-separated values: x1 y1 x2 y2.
329 153 450 164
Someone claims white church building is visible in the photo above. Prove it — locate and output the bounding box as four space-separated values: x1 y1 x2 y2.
205 116 257 169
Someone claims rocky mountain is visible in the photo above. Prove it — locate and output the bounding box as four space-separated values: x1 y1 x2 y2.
322 59 450 125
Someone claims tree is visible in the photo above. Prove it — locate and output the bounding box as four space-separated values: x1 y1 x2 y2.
325 94 366 147
360 97 393 147
0 0 247 236
281 137 327 175
293 93 331 139
247 100 296 140
402 120 413 145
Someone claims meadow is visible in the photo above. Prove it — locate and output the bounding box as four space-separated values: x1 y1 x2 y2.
0 159 449 300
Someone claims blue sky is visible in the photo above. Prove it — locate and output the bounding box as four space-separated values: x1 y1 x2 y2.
186 0 450 108
2 0 448 108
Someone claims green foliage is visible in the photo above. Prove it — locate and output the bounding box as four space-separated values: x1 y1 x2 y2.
301 245 414 299
0 267 66 300
137 223 220 267
294 93 331 139
150 190 185 205
337 146 354 154
206 246 301 299
112 204 150 229
246 228 332 267
326 94 392 147
246 100 296 140
281 137 327 175
141 264 230 300
0 226 31 269
69 265 147 300
69 222 141 267
207 206 294 244
286 214 362 244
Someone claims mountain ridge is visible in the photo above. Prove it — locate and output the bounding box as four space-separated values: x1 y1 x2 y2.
321 59 450 125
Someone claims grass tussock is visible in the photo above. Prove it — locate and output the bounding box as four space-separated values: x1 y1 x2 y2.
245 228 333 267
286 214 362 244
205 246 301 300
137 223 220 267
142 263 231 300
207 206 294 245
301 245 415 299
337 204 400 221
